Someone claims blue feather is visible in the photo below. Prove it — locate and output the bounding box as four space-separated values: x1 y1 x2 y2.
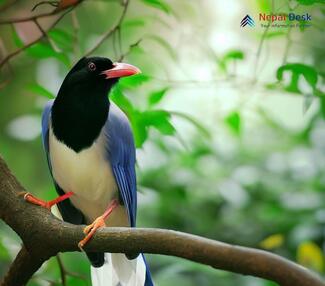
104 102 137 227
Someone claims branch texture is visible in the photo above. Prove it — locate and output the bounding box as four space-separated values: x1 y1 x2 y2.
0 155 324 286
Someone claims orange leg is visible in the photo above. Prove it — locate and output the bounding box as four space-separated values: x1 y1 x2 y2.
78 199 119 249
19 191 74 210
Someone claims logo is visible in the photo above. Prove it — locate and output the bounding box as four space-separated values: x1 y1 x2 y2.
259 13 312 28
240 15 255 27
259 13 311 22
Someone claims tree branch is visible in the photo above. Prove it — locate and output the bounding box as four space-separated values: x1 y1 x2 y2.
0 154 324 286
1 246 51 286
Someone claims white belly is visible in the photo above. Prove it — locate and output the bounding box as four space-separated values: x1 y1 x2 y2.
49 127 128 225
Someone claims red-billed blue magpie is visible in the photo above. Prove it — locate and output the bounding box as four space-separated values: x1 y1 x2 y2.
23 57 153 286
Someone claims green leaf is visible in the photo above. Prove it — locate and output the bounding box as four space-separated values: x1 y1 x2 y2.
143 110 176 135
0 238 10 261
276 63 318 94
119 74 150 89
297 241 324 272
223 50 244 61
26 42 70 66
296 0 325 5
141 0 171 14
225 111 241 135
219 50 244 72
264 31 286 39
152 118 175 135
315 89 325 97
110 86 150 147
257 0 272 12
131 111 148 148
11 26 24 48
110 85 134 114
148 87 169 107
27 83 55 99
122 18 146 29
48 28 73 51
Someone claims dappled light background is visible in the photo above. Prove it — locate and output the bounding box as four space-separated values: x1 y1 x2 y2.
0 0 325 285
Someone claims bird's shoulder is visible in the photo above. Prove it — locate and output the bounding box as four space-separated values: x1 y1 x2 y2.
106 102 134 145
42 100 54 126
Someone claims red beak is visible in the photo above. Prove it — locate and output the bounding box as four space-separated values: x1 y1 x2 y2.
102 62 141 79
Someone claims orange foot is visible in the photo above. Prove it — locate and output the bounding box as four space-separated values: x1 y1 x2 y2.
18 191 74 210
78 199 119 250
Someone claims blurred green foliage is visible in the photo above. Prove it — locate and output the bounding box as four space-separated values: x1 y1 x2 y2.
0 0 325 285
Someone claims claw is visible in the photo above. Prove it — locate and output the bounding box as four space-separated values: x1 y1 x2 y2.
77 199 119 249
20 192 49 208
78 242 86 252
78 216 106 248
18 192 25 197
18 191 74 210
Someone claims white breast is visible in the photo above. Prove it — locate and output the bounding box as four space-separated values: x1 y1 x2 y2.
49 127 128 225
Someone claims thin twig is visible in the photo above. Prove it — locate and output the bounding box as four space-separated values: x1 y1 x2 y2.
56 254 87 284
117 26 122 55
0 0 83 24
282 27 292 65
33 18 61 52
0 7 74 69
31 1 59 11
84 0 129 57
71 10 80 59
252 0 289 83
56 254 67 286
253 23 270 83
112 29 118 59
118 38 142 61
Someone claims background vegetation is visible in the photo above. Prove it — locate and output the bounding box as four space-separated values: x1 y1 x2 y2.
0 0 324 285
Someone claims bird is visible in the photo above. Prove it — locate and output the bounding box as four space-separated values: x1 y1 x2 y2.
21 56 154 286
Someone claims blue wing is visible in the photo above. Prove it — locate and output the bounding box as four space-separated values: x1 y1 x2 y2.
41 100 53 162
104 102 137 227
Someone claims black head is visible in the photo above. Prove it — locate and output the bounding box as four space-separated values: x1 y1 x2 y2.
59 56 140 96
51 57 140 152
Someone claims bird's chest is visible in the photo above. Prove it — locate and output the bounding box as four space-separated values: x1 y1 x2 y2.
49 128 118 217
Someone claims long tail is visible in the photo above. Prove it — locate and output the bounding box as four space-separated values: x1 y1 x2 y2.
91 253 154 286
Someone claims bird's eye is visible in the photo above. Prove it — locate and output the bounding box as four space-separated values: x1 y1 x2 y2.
88 62 96 71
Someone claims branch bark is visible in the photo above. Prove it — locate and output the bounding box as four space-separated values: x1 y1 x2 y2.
0 155 324 286
1 247 51 286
